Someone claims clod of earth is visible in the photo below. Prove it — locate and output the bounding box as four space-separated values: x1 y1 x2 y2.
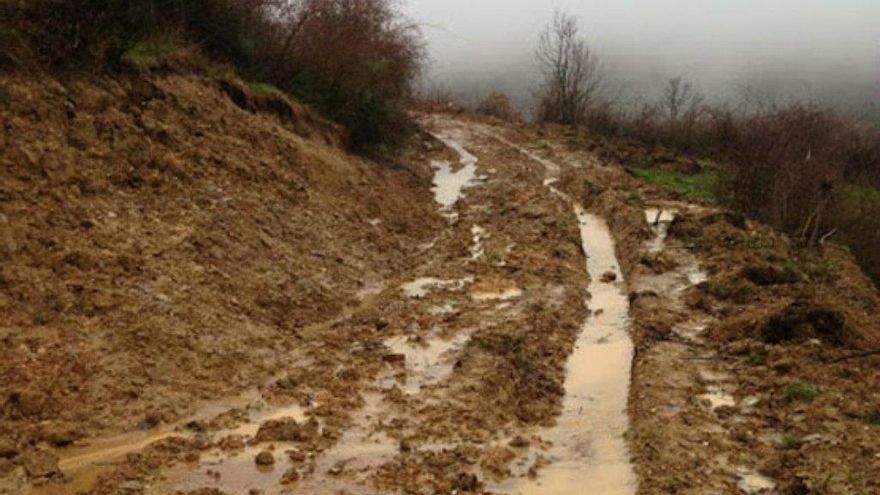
255 450 275 466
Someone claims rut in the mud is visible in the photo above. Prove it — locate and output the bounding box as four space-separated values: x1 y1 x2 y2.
496 208 637 495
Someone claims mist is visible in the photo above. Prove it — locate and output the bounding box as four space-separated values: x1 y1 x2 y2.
405 0 880 120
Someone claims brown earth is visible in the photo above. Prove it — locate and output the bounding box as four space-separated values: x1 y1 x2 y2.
1 67 879 495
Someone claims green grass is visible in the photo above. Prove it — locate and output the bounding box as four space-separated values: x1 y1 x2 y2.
247 82 287 98
123 40 179 66
633 168 721 202
782 382 821 403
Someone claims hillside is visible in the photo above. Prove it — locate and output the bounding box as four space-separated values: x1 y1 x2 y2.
0 66 444 493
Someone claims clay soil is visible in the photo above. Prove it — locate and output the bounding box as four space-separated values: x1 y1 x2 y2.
1 69 879 495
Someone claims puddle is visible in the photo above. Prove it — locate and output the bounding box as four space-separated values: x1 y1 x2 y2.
384 333 470 394
498 207 636 495
430 133 483 211
32 387 313 495
471 288 523 302
699 386 736 410
736 469 776 494
644 208 678 253
469 278 523 302
400 277 471 299
30 430 189 495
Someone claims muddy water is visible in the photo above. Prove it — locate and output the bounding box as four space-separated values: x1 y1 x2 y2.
430 133 483 212
30 390 312 495
498 207 636 495
384 333 471 394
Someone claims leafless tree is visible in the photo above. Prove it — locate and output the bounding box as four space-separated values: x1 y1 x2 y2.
534 12 603 126
662 76 704 121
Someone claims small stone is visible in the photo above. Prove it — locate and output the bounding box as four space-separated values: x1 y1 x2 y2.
328 462 344 475
383 353 406 364
254 451 274 466
288 449 307 462
508 436 529 448
281 467 300 484
601 271 618 283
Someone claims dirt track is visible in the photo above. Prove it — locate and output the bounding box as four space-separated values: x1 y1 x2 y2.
2 74 880 495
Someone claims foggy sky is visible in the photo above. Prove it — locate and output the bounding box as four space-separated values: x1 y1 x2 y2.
405 0 880 116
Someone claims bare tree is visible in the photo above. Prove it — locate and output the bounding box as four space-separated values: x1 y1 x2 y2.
662 76 704 121
534 12 602 126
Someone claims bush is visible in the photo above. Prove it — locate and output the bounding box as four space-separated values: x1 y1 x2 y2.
782 382 821 403
476 92 521 122
3 0 424 152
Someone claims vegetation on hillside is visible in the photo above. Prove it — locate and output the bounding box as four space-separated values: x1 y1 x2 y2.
532 11 880 284
0 0 424 152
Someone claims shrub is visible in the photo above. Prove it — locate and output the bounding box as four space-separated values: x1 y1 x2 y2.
3 0 425 152
782 382 821 403
476 92 521 122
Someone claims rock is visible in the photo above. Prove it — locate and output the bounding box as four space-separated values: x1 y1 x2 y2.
254 451 274 466
382 353 406 364
508 436 529 448
22 449 61 480
288 449 307 462
601 271 618 283
254 418 312 443
281 467 300 484
328 461 344 475
453 472 480 492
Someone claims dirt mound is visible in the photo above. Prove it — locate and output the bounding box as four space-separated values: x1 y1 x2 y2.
0 67 440 456
762 299 850 346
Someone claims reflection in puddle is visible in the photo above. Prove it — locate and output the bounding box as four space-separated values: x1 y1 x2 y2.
498 207 636 495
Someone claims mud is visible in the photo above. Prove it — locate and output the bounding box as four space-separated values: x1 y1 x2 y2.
3 72 879 495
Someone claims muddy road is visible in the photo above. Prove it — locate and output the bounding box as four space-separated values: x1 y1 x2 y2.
6 111 880 495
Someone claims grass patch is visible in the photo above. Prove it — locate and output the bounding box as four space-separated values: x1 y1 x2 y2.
634 167 721 202
780 434 802 450
867 409 880 426
123 39 180 67
782 382 821 403
247 82 287 98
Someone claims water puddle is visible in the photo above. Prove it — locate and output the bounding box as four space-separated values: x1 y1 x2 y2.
498 207 636 495
32 388 313 495
644 208 678 253
469 278 523 302
699 386 736 410
400 277 471 299
384 332 470 394
430 133 483 214
736 469 777 494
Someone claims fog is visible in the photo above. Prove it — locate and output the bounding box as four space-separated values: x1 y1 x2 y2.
405 0 880 119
